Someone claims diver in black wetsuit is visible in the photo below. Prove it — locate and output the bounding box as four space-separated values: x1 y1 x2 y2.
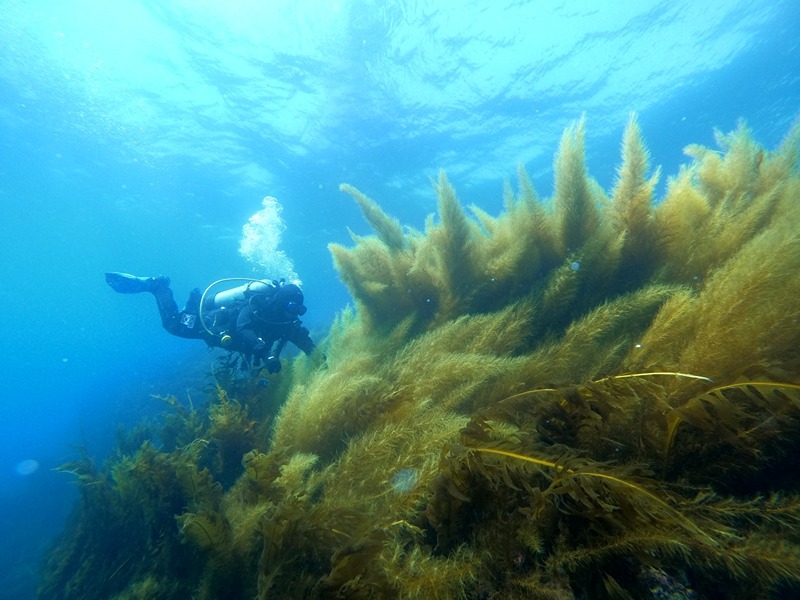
105 272 315 373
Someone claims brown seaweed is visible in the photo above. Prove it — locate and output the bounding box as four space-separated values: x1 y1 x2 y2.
41 117 800 599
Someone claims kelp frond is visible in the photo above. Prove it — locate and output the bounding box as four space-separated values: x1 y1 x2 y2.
665 380 800 461
471 447 720 547
339 183 406 251
553 115 601 254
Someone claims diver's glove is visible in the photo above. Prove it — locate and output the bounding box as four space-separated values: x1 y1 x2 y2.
265 356 282 374
250 339 267 369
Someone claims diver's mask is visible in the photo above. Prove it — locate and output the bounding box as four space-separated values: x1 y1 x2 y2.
285 301 307 316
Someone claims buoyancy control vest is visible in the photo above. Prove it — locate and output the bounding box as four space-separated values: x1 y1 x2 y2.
198 278 280 346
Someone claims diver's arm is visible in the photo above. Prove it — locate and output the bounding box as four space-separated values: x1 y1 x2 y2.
288 322 316 356
234 306 269 358
235 327 261 353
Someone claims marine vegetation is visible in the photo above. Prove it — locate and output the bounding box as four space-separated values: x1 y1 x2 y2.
41 116 800 599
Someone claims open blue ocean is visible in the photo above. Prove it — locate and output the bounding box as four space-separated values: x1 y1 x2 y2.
0 1 798 597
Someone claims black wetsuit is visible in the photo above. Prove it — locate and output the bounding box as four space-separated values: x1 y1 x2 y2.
153 285 315 364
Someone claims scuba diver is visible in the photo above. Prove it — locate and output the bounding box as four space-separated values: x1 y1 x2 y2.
105 272 315 373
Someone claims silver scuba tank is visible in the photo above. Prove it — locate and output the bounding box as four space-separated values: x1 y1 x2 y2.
207 280 274 310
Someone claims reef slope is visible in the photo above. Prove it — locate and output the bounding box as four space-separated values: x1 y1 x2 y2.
41 117 800 600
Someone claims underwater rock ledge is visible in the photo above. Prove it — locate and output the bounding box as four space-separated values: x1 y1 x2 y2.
41 117 800 600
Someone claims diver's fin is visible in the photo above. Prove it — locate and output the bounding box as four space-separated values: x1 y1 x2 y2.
105 272 170 294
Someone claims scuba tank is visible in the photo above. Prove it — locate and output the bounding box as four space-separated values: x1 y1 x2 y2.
198 278 278 346
205 280 275 310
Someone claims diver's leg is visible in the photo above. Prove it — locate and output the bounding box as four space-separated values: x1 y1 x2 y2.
156 287 207 340
183 287 202 314
105 272 179 329
151 286 182 333
106 273 205 340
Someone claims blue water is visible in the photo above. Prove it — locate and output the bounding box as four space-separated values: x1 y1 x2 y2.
0 1 798 596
